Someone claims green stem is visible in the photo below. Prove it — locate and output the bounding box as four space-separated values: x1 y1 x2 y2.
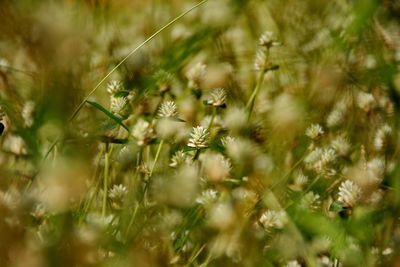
246 69 266 120
102 143 110 218
150 139 164 177
207 108 217 132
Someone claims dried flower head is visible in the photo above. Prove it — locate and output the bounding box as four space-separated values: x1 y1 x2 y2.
338 180 362 207
306 124 324 139
158 101 178 118
207 88 227 107
188 126 209 149
107 80 124 95
169 150 189 167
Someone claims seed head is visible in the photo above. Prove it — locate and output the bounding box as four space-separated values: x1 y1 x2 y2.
188 126 209 149
158 101 178 118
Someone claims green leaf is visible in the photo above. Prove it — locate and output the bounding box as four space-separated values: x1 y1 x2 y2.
86 100 130 132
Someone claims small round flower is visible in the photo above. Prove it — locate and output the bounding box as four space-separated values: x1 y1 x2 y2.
22 101 35 127
254 49 268 71
107 80 124 95
338 180 362 207
186 62 206 88
356 91 375 112
207 88 227 107
258 31 281 48
305 124 324 139
300 191 321 210
188 126 209 149
374 124 392 151
285 260 301 267
169 150 189 167
131 119 154 146
110 95 131 119
196 189 219 205
158 101 178 118
331 136 351 156
259 210 287 231
109 184 127 210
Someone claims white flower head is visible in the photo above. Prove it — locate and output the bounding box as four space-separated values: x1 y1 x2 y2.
196 189 219 205
259 210 287 231
131 119 154 146
254 49 267 71
109 184 127 200
356 91 375 112
169 150 190 167
110 95 131 119
338 180 362 207
374 124 392 151
207 88 227 107
107 80 124 95
306 124 324 139
285 260 301 267
188 126 209 149
22 101 35 127
258 31 281 48
186 62 206 88
158 101 178 118
331 136 351 156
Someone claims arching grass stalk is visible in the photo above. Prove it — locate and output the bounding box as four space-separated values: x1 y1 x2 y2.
149 139 164 177
102 143 110 218
42 0 210 162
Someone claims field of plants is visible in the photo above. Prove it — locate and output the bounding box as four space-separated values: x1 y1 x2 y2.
1 0 400 266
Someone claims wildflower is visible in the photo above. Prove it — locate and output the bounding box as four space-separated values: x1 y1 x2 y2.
188 126 209 149
207 88 227 107
258 31 281 48
3 134 27 155
221 136 235 147
107 80 124 95
338 180 362 207
196 189 218 205
208 202 235 230
169 150 189 167
110 95 131 119
326 98 348 128
109 184 127 210
158 101 178 118
356 91 375 112
305 124 324 139
254 49 268 71
186 62 206 88
201 153 231 182
331 136 351 156
374 124 392 151
131 119 154 146
259 210 287 231
22 101 35 127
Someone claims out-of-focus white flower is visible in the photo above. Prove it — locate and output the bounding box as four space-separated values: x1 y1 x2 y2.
109 184 127 210
258 31 281 48
374 124 392 151
158 101 178 118
338 180 362 207
207 88 227 107
186 62 206 88
201 152 231 182
331 136 351 156
208 202 235 230
131 119 154 146
356 91 375 112
3 134 27 155
300 191 320 210
305 124 324 139
22 101 35 127
259 210 287 231
169 150 189 167
196 189 219 205
188 126 209 149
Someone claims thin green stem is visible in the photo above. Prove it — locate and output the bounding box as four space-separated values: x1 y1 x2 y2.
42 0 210 162
102 143 110 218
150 139 164 177
207 108 217 132
246 69 266 120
